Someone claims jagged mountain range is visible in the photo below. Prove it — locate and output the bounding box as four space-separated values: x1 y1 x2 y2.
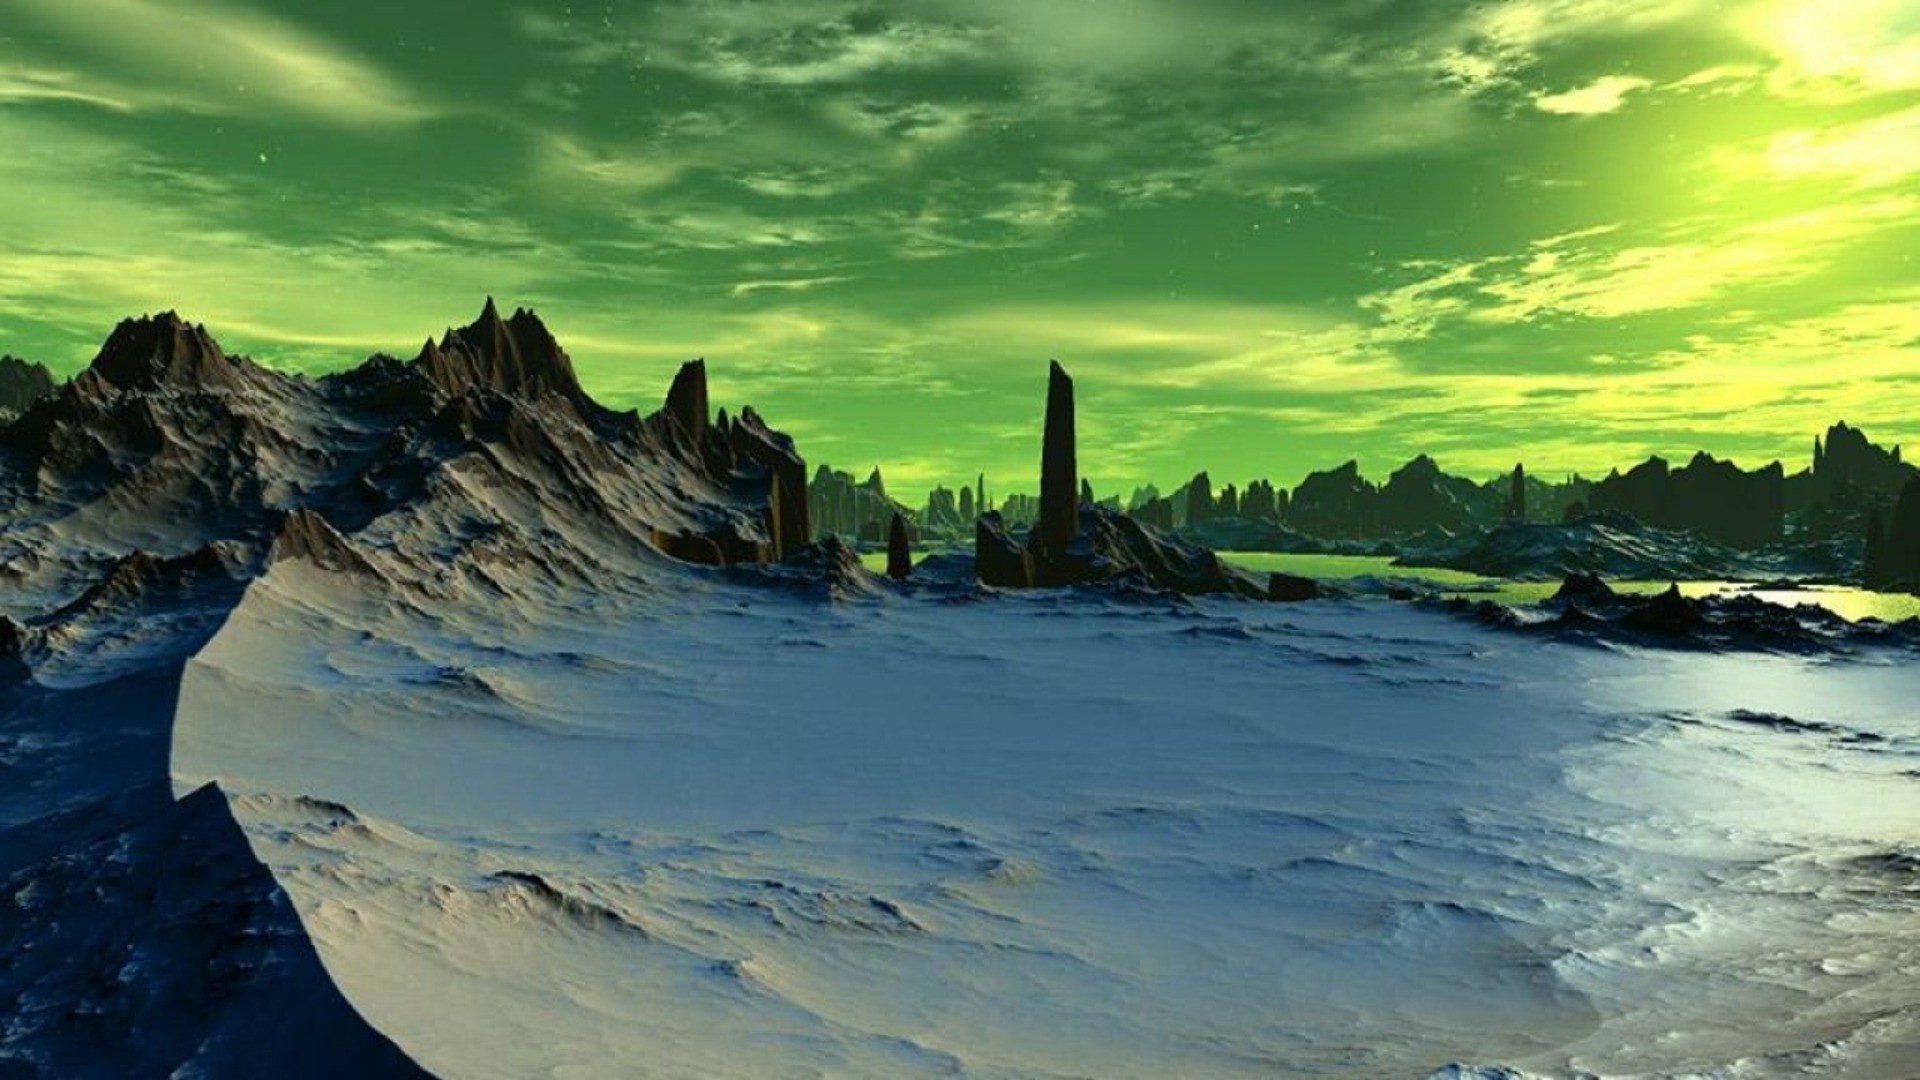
0 302 829 1078
0 301 814 647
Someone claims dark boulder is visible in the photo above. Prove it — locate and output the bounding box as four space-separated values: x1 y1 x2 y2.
1266 573 1325 602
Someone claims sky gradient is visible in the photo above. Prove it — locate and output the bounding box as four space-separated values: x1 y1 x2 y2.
1 0 1916 496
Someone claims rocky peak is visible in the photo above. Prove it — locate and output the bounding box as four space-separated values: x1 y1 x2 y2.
83 312 245 393
414 299 588 407
0 354 57 412
1391 454 1441 481
663 358 709 441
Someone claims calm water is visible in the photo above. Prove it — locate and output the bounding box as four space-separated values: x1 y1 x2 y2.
864 550 1920 623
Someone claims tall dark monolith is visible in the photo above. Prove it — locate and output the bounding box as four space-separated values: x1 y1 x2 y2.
887 513 911 580
1034 361 1077 559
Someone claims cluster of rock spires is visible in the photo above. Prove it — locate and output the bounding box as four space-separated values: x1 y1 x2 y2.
1431 570 1920 654
808 464 914 545
0 300 816 586
865 416 1919 590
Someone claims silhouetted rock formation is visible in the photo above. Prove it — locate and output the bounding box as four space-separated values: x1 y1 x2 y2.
975 363 1262 598
1374 455 1484 536
1590 452 1784 549
887 513 912 580
1505 464 1526 524
958 484 974 521
1185 471 1214 524
925 486 960 531
809 465 912 542
1034 360 1077 561
0 354 56 415
1133 495 1175 530
81 311 251 394
1867 476 1920 590
1811 422 1912 508
1551 571 1616 609
663 356 711 442
1290 460 1377 539
1240 479 1282 521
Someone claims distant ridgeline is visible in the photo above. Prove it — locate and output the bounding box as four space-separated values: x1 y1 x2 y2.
0 355 57 419
814 420 1919 579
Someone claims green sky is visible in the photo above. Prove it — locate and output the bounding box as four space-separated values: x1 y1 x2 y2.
1 0 1916 499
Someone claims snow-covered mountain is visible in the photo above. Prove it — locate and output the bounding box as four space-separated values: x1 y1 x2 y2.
0 301 825 1077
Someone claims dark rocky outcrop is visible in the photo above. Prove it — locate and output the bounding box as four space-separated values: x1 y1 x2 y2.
1240 478 1282 522
81 311 251 395
414 297 598 419
1550 571 1616 609
1185 471 1214 525
0 354 57 415
1867 476 1920 590
1034 360 1077 561
975 363 1262 598
1374 455 1485 536
1505 463 1526 524
886 513 912 580
1289 460 1378 539
1590 452 1784 549
1807 422 1913 510
1266 572 1325 602
663 356 710 443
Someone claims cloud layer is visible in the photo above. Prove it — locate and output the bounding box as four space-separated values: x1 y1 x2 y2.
0 0 1913 493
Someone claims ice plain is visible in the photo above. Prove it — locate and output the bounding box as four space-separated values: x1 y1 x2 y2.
175 553 1920 1079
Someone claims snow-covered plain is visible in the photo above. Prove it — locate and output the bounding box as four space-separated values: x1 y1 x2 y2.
169 555 1920 1080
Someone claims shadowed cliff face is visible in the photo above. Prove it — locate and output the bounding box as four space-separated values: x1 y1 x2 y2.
0 582 425 1077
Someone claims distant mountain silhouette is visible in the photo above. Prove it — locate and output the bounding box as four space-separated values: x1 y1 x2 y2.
0 353 57 416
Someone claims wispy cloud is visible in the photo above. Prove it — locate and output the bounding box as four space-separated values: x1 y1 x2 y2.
1 0 436 126
729 275 858 299
1533 75 1654 115
1759 106 1920 189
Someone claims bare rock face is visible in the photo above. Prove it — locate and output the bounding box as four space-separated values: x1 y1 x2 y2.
633 359 810 563
269 509 376 577
413 298 593 414
975 512 1035 588
1034 360 1077 560
887 513 912 580
82 311 249 394
664 358 711 444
